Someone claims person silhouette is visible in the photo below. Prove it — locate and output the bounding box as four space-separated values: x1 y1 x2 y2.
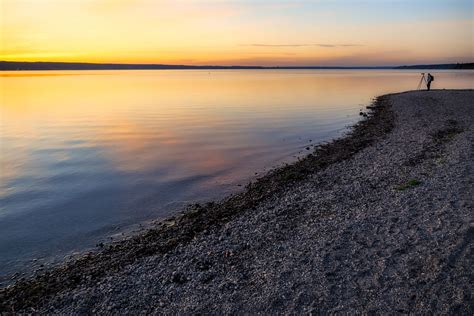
426 73 434 91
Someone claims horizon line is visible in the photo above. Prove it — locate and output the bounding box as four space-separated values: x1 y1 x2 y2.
1 61 473 71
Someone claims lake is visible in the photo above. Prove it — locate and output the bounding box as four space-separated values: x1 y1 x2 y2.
1 69 473 279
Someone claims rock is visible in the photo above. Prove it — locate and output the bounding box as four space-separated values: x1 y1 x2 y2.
171 272 187 284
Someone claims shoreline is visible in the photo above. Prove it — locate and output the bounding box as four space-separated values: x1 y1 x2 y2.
2 61 473 71
1 90 472 313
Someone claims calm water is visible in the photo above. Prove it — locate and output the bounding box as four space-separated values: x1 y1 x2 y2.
1 70 473 278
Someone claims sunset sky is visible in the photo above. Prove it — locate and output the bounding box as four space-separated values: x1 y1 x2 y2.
1 0 473 66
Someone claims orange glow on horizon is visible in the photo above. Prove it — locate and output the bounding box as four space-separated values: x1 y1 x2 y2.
1 0 473 66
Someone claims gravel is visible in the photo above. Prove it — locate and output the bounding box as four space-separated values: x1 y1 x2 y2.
1 90 473 314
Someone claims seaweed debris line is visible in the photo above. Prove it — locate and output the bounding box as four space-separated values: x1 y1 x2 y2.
1 90 473 314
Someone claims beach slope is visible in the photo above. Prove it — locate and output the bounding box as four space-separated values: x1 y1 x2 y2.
1 90 473 314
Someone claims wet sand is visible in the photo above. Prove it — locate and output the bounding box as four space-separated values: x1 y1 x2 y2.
1 90 472 314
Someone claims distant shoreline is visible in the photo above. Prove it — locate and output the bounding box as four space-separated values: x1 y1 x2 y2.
1 61 473 71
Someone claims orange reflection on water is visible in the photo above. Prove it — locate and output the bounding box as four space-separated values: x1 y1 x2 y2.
2 70 473 179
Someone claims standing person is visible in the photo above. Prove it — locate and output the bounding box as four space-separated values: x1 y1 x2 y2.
426 73 434 91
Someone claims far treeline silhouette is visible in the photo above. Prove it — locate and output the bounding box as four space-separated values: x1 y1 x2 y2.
395 63 474 70
0 61 473 71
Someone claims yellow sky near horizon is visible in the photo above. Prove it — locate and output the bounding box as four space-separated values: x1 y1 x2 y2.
1 0 473 66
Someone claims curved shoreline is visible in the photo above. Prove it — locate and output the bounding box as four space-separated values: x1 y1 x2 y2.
1 93 394 309
1 90 472 313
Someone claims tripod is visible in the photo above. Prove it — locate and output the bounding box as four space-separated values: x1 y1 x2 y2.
417 73 426 90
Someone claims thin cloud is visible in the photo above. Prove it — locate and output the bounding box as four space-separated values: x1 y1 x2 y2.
241 43 364 48
242 44 310 47
316 44 364 48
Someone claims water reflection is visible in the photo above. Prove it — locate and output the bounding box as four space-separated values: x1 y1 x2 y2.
1 69 473 277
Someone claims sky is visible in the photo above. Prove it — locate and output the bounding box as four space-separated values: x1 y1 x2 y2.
1 0 473 66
